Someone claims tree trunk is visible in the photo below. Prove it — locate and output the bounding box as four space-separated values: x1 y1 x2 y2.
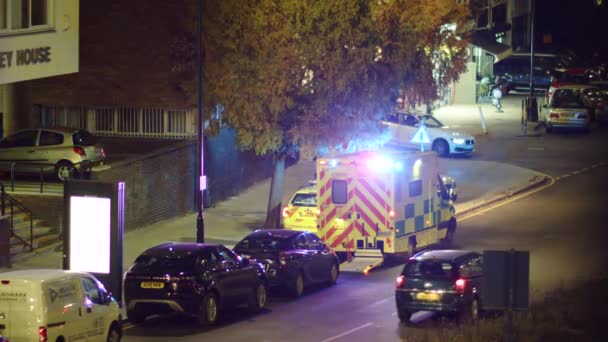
265 153 286 228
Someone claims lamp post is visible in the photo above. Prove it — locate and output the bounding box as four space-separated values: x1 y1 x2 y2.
195 0 205 243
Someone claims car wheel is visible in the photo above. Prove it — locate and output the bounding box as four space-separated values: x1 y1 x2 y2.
55 161 75 181
327 263 339 286
290 272 305 298
248 283 267 313
432 139 449 157
398 310 412 324
459 297 480 323
126 310 146 324
197 293 219 326
107 324 121 342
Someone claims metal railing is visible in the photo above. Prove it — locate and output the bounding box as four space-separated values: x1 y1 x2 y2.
34 105 197 139
1 183 34 252
0 161 92 194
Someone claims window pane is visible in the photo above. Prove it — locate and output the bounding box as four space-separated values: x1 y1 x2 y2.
0 0 7 29
332 180 347 204
10 0 29 29
409 179 422 197
39 131 64 146
31 0 46 25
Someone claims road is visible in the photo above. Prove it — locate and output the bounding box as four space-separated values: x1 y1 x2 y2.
123 95 608 341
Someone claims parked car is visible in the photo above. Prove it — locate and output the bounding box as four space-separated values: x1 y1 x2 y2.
395 250 483 323
580 87 608 122
541 85 593 133
233 229 340 297
382 112 475 157
123 242 267 326
0 269 122 342
282 183 318 233
0 127 106 181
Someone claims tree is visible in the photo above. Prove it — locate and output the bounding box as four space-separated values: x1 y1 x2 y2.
197 0 470 227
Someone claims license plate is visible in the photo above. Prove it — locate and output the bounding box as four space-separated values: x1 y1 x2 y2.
140 282 164 289
416 292 440 301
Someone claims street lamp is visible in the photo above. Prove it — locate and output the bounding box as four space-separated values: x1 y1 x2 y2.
196 0 205 243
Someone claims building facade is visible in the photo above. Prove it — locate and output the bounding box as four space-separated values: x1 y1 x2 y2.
0 0 79 137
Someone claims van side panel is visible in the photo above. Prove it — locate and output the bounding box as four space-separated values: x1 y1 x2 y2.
42 278 87 342
0 279 43 342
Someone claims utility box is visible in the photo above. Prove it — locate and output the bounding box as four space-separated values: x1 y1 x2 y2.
0 215 10 267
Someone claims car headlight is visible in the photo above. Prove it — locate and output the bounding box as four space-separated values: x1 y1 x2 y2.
452 138 465 144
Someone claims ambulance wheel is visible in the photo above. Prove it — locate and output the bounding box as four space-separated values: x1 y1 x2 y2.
290 272 305 297
407 238 417 257
398 310 412 324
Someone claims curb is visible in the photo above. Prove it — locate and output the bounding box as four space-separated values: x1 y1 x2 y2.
454 175 551 219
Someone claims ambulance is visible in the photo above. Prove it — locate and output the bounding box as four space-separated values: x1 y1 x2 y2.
282 182 319 233
315 150 456 272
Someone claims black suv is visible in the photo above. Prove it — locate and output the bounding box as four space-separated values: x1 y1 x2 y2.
395 250 483 323
233 229 340 297
124 242 267 325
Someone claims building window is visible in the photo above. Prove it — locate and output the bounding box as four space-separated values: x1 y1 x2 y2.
0 0 50 33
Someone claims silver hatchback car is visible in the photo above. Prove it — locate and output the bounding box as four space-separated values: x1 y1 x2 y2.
0 127 106 180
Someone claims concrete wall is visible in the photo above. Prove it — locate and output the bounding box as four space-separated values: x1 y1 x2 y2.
452 62 477 104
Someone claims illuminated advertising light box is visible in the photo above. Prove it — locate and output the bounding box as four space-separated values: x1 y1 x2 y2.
69 196 111 273
63 180 125 302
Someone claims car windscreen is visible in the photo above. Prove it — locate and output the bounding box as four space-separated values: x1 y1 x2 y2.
290 193 317 207
129 252 199 273
72 130 97 146
402 260 456 279
235 236 291 251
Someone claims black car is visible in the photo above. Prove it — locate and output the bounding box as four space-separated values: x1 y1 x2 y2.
124 242 267 325
395 250 483 323
233 229 340 297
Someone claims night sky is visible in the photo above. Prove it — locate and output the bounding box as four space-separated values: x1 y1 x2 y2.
536 0 608 64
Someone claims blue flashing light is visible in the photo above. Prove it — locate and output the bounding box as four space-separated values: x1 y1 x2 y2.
394 161 403 171
329 159 338 167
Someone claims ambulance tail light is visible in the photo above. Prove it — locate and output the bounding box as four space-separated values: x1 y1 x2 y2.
454 278 466 294
39 326 48 342
396 275 405 288
389 209 396 218
319 159 327 166
282 207 290 218
315 208 321 216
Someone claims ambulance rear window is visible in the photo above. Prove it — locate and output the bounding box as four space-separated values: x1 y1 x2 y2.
290 193 317 207
332 180 348 204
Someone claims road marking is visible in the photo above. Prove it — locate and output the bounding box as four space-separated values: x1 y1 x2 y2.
123 322 134 330
320 323 374 342
459 172 555 222
572 170 580 175
581 168 589 172
527 147 545 151
369 297 391 306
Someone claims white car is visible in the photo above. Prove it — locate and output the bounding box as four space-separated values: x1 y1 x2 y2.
382 112 475 157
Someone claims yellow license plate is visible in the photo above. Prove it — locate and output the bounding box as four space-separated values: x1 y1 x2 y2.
416 292 440 301
140 282 164 289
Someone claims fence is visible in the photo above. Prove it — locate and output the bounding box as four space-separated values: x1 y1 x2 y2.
32 105 197 139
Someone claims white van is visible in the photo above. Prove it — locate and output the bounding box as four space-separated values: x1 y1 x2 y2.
0 269 122 342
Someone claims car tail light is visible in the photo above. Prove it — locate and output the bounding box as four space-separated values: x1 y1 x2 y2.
73 146 86 156
389 209 396 218
549 112 560 119
455 278 466 294
396 275 405 288
1 280 9 285
282 207 290 218
39 326 48 342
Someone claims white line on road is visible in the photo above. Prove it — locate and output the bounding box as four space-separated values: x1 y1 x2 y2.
369 297 391 306
320 323 374 342
581 168 589 172
572 170 580 175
